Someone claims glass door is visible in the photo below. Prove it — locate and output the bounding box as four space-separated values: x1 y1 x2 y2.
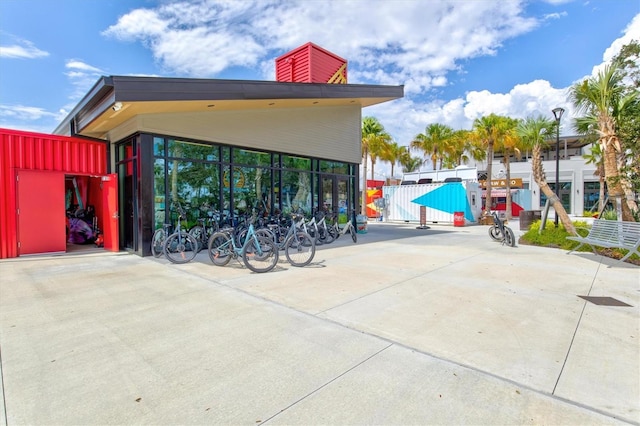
116 139 137 251
321 175 351 225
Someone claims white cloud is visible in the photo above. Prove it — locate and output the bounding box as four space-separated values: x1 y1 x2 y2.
0 104 61 125
601 13 640 65
64 60 105 100
0 39 49 59
102 0 538 88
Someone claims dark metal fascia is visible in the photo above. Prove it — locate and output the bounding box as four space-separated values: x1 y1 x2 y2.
53 76 115 136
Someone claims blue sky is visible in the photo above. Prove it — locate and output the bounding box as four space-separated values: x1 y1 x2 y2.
1 0 639 154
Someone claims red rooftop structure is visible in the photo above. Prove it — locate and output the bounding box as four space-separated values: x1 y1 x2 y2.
275 42 347 84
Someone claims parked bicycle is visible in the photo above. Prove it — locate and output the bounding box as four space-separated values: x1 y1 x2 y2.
262 213 316 267
151 203 199 263
328 213 357 243
488 211 516 247
188 204 221 252
207 217 279 273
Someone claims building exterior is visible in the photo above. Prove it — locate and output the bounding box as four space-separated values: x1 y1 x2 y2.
0 45 403 259
471 136 599 217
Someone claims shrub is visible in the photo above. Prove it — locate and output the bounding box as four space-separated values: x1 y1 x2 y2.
520 219 639 264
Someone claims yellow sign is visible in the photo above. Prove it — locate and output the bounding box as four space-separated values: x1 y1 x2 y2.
480 178 522 189
223 167 246 188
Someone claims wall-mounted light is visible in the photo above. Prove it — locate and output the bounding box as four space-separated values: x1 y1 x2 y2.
112 102 123 112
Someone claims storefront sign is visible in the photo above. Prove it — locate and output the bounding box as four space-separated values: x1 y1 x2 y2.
480 178 522 189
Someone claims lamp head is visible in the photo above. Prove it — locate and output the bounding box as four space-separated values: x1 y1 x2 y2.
552 107 564 122
112 102 123 112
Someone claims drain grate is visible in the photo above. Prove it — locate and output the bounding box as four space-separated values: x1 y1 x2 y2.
578 296 632 307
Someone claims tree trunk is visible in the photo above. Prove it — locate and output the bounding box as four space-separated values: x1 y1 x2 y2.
504 156 512 220
484 140 494 216
532 143 576 234
601 138 633 221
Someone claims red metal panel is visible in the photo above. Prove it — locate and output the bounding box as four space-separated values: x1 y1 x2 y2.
275 42 347 84
102 174 119 252
17 170 66 255
0 128 108 258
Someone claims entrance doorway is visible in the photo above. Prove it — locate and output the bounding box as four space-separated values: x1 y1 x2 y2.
321 175 351 222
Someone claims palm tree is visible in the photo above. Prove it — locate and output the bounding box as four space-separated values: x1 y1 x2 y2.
399 152 423 173
440 129 480 168
361 117 391 215
379 141 407 178
516 116 576 234
570 63 638 221
582 142 606 214
493 117 520 219
470 114 508 215
410 123 454 170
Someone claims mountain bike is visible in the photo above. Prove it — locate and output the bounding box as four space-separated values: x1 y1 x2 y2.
207 220 279 273
488 211 516 247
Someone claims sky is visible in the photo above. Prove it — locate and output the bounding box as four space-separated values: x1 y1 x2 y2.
1 0 639 176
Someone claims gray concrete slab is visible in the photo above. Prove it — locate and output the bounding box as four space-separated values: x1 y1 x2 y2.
0 221 638 425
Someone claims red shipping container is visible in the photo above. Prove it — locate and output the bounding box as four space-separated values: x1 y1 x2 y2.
275 42 347 84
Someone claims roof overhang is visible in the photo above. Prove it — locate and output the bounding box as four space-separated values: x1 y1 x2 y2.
54 76 404 139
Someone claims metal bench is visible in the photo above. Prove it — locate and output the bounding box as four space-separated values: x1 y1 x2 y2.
567 219 640 267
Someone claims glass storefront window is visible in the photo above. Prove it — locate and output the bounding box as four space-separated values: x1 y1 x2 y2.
151 133 355 229
320 160 348 174
584 182 601 212
168 139 218 161
233 148 271 167
154 158 165 228
281 170 311 214
153 137 165 156
282 155 311 171
540 182 572 213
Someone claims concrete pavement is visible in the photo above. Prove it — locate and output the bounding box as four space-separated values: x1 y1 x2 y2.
0 220 638 425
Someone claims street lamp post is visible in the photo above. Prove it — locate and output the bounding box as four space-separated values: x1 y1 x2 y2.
552 107 564 228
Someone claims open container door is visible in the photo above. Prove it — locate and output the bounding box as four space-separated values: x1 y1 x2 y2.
17 170 66 255
101 174 119 252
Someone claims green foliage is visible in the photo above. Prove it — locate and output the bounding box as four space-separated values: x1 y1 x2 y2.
520 219 639 262
520 220 588 250
600 208 618 220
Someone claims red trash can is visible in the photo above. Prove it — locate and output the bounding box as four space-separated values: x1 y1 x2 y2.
453 212 465 227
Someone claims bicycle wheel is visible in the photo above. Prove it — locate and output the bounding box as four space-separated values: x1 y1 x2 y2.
188 225 205 252
208 232 232 266
164 232 198 264
319 224 335 244
350 224 357 243
488 225 502 241
504 226 516 247
151 229 166 257
285 231 316 267
242 235 278 273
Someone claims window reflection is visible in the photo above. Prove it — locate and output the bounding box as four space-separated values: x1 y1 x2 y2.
152 136 355 226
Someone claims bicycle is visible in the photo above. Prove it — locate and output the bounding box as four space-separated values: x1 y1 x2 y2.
151 223 172 258
263 213 316 267
207 219 279 273
488 211 516 247
314 210 335 244
188 204 221 252
158 203 199 263
328 213 357 243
